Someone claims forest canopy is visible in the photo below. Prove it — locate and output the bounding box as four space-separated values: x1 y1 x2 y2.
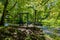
0 0 60 27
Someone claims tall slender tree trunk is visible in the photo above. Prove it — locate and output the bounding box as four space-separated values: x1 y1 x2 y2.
0 0 8 26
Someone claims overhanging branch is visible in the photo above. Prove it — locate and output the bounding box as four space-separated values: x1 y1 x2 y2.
9 2 17 11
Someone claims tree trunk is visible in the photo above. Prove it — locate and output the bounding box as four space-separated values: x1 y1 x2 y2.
0 0 8 26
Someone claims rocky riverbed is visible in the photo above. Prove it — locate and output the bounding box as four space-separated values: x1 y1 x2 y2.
0 27 45 40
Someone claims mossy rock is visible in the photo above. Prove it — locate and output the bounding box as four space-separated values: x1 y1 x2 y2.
0 27 45 40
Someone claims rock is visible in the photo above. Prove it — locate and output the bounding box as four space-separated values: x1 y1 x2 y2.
0 27 45 40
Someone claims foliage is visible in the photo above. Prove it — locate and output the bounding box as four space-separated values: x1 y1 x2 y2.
0 0 60 26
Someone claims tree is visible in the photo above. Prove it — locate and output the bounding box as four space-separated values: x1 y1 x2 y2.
0 0 17 26
0 0 8 26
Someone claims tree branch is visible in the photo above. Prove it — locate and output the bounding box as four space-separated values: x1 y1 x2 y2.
9 2 17 11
